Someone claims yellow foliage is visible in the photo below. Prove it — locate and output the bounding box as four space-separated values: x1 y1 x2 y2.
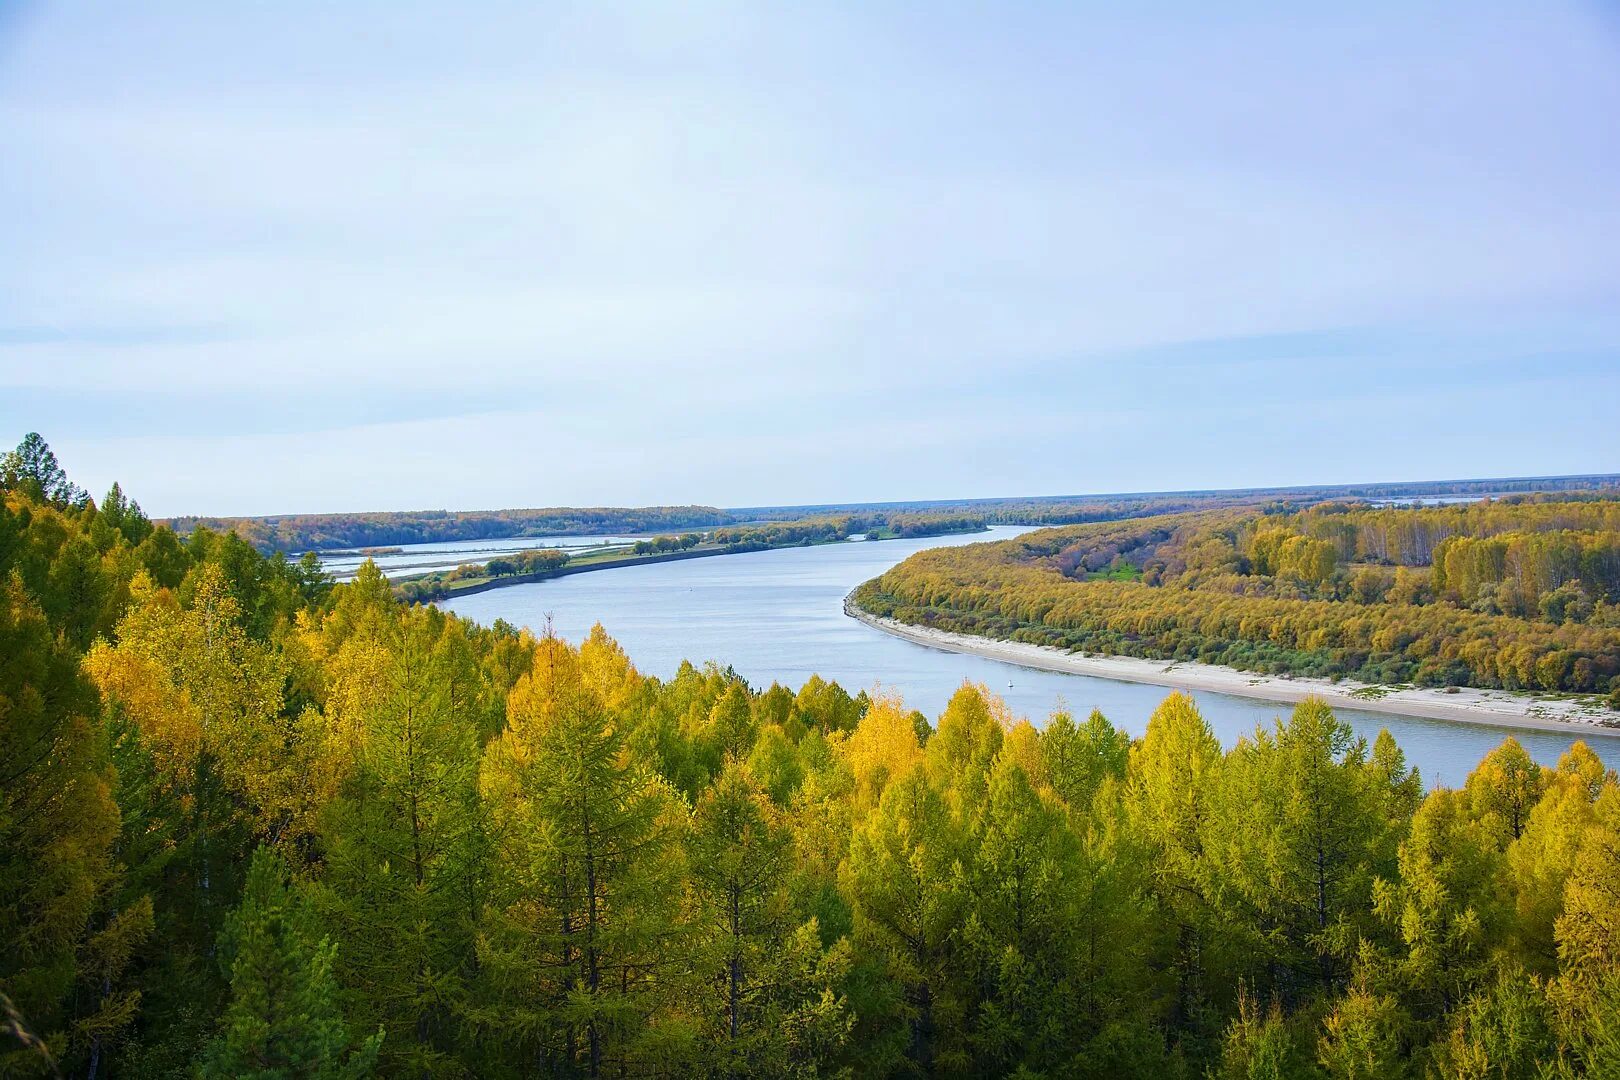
840 692 922 811
999 720 1047 791
579 623 642 713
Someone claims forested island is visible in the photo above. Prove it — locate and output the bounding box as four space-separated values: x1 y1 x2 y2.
6 433 1620 1078
391 511 991 603
855 497 1620 704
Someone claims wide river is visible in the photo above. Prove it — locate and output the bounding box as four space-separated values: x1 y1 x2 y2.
442 526 1620 787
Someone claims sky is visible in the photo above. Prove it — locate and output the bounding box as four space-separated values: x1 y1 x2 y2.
2 2 1618 518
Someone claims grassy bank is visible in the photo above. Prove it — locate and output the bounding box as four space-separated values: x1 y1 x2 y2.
395 525 990 603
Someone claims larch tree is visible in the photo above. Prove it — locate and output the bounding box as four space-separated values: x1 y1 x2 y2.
1429 965 1558 1080
1203 700 1391 1000
955 755 1087 1074
84 566 297 888
1552 783 1620 1004
689 761 849 1076
1369 789 1506 1030
924 683 1007 816
705 681 756 767
478 642 688 1076
1503 743 1610 974
83 564 308 1069
314 603 485 1074
1465 738 1547 848
839 693 923 814
842 767 961 1074
1040 707 1129 814
1315 981 1410 1080
1126 692 1223 1039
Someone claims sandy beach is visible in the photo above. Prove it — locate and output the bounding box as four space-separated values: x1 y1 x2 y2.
845 596 1620 736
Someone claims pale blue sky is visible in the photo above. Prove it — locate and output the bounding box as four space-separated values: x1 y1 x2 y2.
2 2 1618 516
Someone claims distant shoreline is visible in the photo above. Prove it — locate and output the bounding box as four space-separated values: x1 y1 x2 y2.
412 527 991 602
844 595 1620 737
421 545 727 599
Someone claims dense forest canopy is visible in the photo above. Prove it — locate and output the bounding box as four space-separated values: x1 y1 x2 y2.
7 433 1620 1078
856 498 1620 698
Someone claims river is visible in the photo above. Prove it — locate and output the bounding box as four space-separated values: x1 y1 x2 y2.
315 533 644 581
441 526 1620 787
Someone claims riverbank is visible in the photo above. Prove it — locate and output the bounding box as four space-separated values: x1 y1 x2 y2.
415 545 726 600
403 527 991 602
845 595 1620 735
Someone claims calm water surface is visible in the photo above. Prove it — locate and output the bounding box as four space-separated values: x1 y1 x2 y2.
316 534 643 580
442 527 1620 788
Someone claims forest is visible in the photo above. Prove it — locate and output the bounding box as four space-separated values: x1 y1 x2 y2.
166 506 733 554
728 476 1620 530
5 434 1620 1078
166 474 1620 557
856 498 1620 699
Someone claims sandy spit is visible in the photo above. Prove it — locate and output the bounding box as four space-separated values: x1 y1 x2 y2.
844 596 1620 736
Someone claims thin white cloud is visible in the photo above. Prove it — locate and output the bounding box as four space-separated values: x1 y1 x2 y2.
3 3 1618 513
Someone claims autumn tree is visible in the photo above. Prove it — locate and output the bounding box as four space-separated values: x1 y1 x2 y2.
1041 707 1129 813
478 640 688 1075
313 603 485 1074
1126 693 1224 1042
1368 789 1506 1031
954 756 1088 1073
1465 738 1547 847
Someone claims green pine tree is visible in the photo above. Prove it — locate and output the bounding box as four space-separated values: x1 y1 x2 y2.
202 847 382 1080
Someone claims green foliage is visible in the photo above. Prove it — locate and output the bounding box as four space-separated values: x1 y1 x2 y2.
712 512 986 552
1202 701 1396 998
202 847 382 1079
3 442 1619 1076
0 432 85 506
311 603 485 1074
0 577 123 1072
1042 707 1129 811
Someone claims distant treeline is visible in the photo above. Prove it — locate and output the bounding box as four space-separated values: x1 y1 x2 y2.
632 534 703 554
167 505 731 553
167 476 1618 555
731 474 1620 522
856 496 1620 696
394 548 577 604
713 511 987 551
